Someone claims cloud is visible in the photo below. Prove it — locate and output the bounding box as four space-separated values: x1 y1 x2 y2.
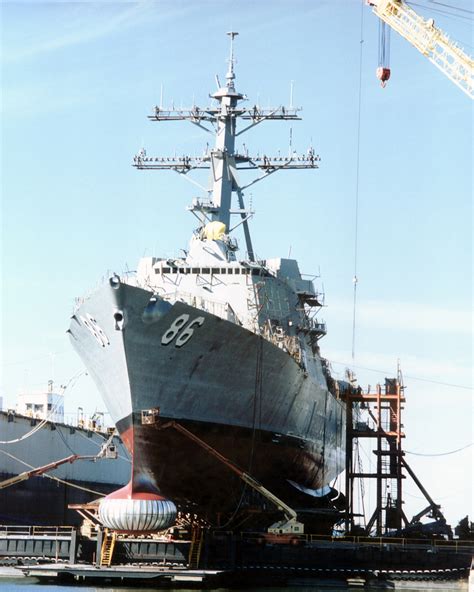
2 2 183 63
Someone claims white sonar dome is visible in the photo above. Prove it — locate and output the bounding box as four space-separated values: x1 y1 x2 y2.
98 497 177 532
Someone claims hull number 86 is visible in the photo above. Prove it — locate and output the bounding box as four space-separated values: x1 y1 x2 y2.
161 314 205 347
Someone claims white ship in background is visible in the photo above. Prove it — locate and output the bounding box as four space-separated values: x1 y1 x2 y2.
0 382 130 525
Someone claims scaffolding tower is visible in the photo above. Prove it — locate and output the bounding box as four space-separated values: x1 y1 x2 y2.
344 370 408 535
343 368 450 537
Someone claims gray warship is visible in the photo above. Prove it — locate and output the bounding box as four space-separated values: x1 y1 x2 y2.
68 34 346 529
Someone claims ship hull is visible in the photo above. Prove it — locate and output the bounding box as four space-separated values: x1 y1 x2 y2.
0 473 119 526
69 280 345 519
117 415 343 517
0 411 130 525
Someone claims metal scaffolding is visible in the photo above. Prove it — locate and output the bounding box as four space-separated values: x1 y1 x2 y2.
344 371 408 535
343 368 450 537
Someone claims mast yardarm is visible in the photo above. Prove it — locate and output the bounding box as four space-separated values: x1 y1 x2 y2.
133 33 321 260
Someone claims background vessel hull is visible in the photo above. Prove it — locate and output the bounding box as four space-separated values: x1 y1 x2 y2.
0 411 130 525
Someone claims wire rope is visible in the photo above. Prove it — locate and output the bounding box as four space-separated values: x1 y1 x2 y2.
214 335 264 530
41 474 106 497
321 390 329 484
409 0 473 17
405 442 473 456
356 443 367 528
0 416 48 445
352 0 365 363
429 0 474 15
378 19 391 67
327 358 472 390
405 2 474 49
0 448 106 496
56 424 78 455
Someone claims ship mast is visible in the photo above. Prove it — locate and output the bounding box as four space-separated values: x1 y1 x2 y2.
209 31 242 230
133 32 321 261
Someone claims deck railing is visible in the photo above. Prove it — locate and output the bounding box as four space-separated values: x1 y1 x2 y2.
211 530 474 552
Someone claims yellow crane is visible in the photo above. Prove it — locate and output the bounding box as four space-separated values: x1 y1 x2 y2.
368 0 474 99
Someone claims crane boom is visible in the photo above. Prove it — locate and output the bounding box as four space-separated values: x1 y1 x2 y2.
0 454 99 489
369 0 474 99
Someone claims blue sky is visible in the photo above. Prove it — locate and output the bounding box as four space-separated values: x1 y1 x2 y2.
1 0 472 528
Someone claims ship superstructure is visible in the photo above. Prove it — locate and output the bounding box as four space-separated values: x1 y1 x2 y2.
69 34 346 529
132 32 327 381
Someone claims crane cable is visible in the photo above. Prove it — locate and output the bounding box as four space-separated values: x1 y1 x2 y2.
214 335 264 530
327 358 472 390
406 442 473 456
352 0 365 363
378 20 391 71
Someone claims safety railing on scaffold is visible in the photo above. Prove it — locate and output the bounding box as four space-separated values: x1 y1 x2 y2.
0 525 75 538
212 531 474 553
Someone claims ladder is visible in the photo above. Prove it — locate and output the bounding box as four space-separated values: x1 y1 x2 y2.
188 524 204 569
100 529 117 567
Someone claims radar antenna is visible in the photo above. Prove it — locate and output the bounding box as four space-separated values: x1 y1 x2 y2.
133 33 320 261
226 31 239 87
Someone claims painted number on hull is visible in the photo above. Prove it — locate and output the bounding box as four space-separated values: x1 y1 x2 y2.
161 314 205 348
80 314 110 348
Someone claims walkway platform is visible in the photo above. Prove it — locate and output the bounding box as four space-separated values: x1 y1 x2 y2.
19 561 470 588
20 563 224 584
